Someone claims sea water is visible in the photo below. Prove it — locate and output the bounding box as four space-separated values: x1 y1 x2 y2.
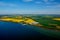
0 21 60 40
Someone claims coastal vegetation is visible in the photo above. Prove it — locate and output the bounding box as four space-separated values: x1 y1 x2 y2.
0 15 60 31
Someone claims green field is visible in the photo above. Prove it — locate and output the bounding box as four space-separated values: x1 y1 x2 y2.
29 15 60 31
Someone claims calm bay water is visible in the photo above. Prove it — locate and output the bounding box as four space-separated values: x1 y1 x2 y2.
0 21 60 40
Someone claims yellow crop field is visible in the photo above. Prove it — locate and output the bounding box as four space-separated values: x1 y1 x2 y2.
24 19 36 24
53 18 60 21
